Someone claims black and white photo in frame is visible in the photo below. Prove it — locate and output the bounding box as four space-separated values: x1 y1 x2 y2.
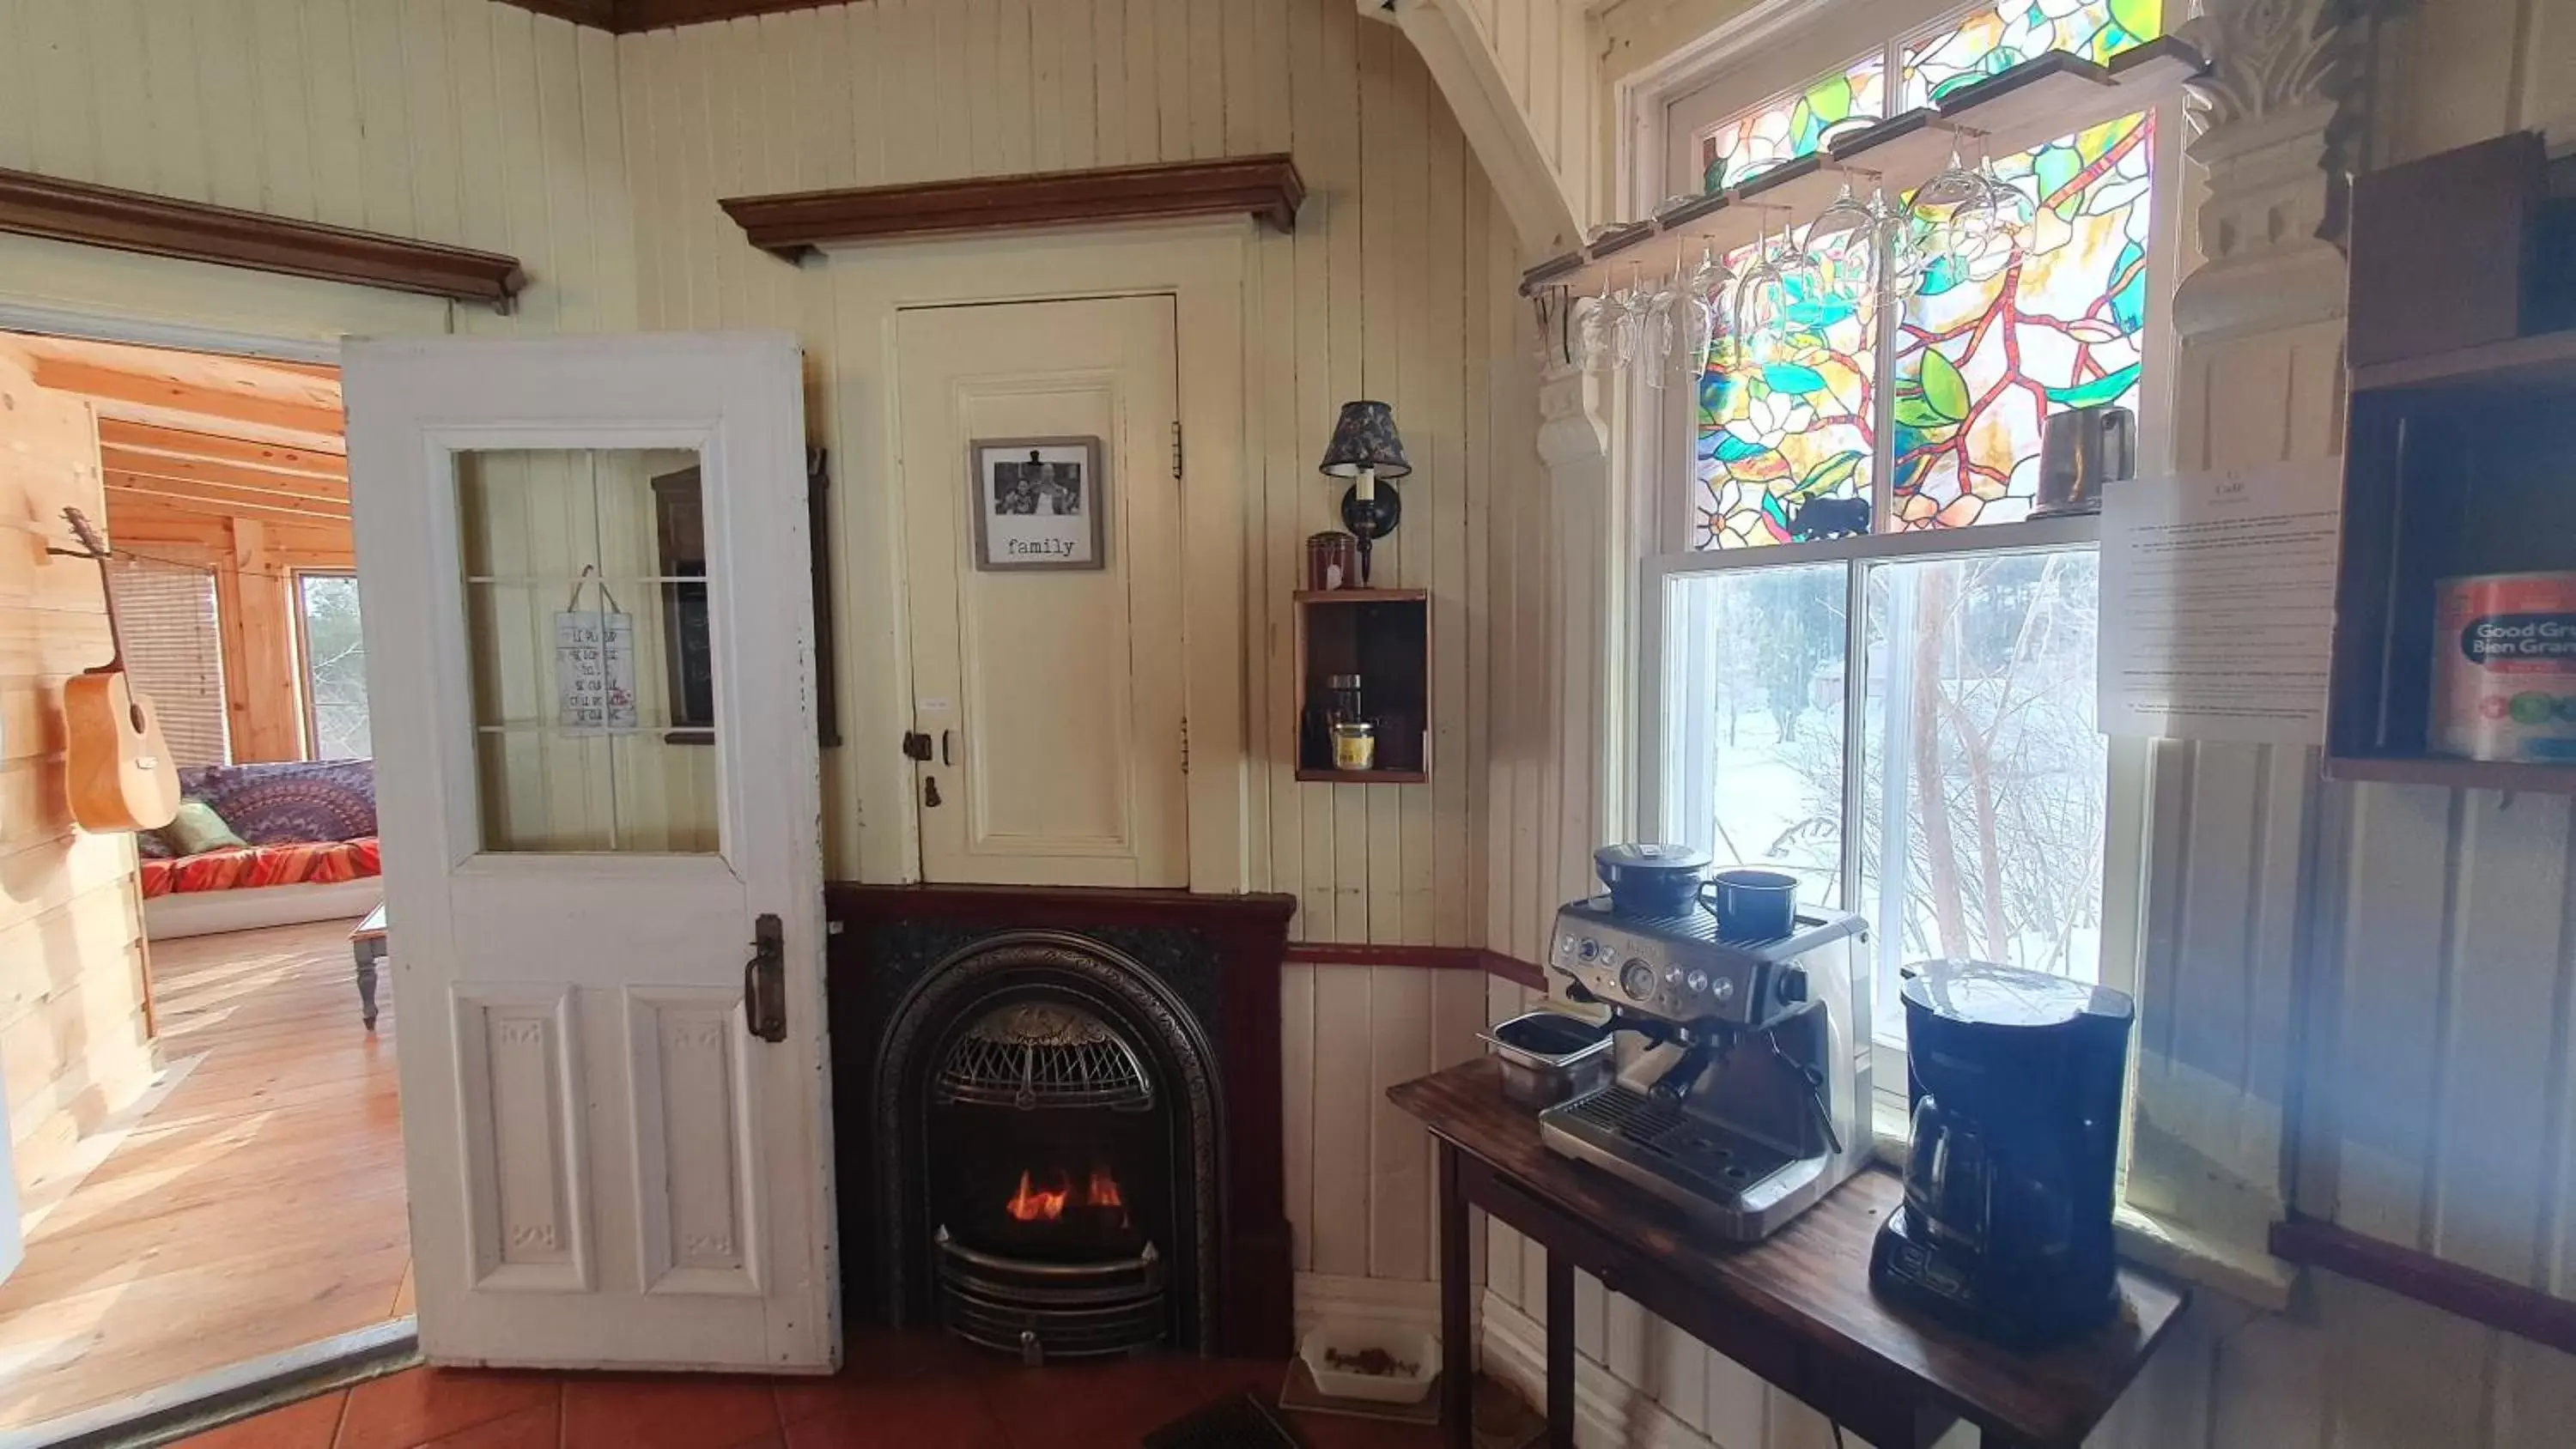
971 436 1106 570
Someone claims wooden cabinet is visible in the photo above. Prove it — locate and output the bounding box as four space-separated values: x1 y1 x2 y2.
1291 589 1430 783
2325 134 2576 791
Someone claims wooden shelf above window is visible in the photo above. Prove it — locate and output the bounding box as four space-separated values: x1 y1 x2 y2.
719 156 1305 261
1518 37 2205 298
0 167 526 310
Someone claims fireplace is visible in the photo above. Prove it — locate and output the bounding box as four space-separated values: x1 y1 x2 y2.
830 885 1295 1361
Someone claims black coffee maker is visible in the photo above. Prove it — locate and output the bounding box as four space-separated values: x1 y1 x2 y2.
1868 959 2133 1349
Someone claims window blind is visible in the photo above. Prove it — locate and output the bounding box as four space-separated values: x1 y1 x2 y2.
106 556 229 768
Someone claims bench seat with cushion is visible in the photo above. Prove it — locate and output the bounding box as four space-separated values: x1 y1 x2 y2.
139 760 384 940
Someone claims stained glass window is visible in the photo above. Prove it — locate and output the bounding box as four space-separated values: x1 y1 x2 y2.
1693 241 1877 549
1890 111 2154 529
1900 0 2163 109
1699 56 1887 194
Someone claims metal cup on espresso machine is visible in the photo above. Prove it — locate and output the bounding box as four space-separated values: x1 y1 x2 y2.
2029 403 2136 519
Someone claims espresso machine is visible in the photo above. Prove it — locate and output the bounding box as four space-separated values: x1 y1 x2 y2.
1538 846 1872 1242
1868 958 2134 1348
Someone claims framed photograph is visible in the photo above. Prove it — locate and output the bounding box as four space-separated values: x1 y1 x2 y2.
971 436 1105 571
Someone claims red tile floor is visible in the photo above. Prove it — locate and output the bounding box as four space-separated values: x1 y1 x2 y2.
173 1332 1464 1449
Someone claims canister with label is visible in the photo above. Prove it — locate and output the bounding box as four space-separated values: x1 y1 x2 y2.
2432 572 2576 763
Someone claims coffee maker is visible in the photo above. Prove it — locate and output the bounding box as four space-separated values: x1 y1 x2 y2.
1868 959 2135 1348
1537 846 1872 1242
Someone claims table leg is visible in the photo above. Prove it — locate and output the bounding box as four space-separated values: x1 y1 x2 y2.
355 944 380 1030
1438 1141 1473 1449
1546 1252 1574 1448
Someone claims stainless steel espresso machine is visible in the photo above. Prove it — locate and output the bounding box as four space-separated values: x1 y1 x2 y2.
1539 845 1873 1241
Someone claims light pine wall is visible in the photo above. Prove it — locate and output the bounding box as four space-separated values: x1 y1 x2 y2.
0 354 155 1202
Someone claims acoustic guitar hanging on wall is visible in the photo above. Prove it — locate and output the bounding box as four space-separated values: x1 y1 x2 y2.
54 506 180 833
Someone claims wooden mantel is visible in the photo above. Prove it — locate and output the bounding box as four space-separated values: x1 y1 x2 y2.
719 156 1306 261
0 167 527 311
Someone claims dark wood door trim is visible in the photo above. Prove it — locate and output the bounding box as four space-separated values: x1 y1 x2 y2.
719 156 1305 261
0 167 527 310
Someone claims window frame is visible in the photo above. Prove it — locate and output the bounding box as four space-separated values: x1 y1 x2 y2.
293 567 369 762
1626 0 2193 1102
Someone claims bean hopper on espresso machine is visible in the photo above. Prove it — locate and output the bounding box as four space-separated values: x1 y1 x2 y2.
1540 844 1873 1240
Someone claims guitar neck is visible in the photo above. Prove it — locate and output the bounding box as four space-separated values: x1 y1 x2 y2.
84 549 127 677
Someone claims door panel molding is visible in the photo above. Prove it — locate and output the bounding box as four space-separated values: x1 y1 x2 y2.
453 982 593 1294
625 987 764 1297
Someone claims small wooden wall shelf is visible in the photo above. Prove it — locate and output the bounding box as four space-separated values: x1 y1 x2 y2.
2326 132 2576 792
719 156 1304 261
0 167 526 309
1291 588 1430 784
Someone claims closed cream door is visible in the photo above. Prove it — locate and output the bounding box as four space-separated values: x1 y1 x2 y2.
898 296 1185 887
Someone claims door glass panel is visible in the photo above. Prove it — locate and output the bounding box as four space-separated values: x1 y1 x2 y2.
456 448 720 854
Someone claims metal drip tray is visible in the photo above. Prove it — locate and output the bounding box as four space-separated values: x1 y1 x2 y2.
1540 1086 1812 1239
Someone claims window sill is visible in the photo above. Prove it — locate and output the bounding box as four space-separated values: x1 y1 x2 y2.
1868 1096 2296 1314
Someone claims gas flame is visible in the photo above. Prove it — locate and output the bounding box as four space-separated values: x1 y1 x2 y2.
1003 1166 1126 1224
1005 1169 1071 1223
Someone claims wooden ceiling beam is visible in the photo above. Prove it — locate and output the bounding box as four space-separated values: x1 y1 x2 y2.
31 357 345 441
106 471 352 523
100 447 351 502
96 420 345 481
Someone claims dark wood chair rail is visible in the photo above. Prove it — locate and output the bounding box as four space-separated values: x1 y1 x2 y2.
0 167 527 309
2271 1213 2576 1357
719 156 1305 260
1391 1059 2189 1449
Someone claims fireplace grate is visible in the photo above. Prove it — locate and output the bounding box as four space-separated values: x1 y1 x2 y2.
936 1000 1155 1111
935 1227 1168 1364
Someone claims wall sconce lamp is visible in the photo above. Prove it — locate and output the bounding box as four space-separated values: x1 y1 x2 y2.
1319 400 1410 586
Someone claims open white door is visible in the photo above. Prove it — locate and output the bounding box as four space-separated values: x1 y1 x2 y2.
343 334 833 1371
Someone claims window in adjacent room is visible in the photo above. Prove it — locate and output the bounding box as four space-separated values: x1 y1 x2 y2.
1648 0 2175 1076
296 571 372 761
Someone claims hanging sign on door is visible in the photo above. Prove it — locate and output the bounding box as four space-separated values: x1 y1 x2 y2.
556 568 639 731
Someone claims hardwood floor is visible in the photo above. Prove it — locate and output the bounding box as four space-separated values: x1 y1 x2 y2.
0 917 408 1430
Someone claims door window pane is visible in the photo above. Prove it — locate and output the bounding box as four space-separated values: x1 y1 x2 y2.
1662 564 1850 906
298 573 371 761
457 448 720 854
1857 549 2105 1037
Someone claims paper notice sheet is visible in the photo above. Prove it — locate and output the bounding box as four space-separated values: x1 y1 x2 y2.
2099 458 2342 744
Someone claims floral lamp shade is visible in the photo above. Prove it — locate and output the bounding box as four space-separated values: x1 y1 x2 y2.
1318 401 1411 482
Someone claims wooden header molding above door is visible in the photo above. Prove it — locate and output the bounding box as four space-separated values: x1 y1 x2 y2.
0 168 528 311
719 156 1306 261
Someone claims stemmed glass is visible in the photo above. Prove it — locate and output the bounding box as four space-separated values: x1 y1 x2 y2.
1732 212 1795 367
1803 181 1881 318
1575 270 1621 375
1670 242 1734 385
1909 136 2002 282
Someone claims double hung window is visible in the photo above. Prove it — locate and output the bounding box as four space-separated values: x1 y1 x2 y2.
1644 0 2181 1075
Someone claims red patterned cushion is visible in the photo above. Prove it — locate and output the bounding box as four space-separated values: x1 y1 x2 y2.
139 837 381 898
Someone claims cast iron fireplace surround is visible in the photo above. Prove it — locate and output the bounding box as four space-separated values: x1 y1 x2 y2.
827 883 1297 1361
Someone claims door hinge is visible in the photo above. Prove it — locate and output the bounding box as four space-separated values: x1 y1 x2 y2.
1180 717 1190 775
744 912 787 1043
1170 421 1184 481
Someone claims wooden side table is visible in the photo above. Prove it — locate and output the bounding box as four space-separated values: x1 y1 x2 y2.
348 902 388 1029
1390 1059 2189 1449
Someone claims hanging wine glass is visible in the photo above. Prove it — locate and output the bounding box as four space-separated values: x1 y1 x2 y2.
1635 261 1686 391
1910 135 2001 287
1733 214 1792 367
1956 132 2033 283
1670 240 1733 385
1575 270 1619 375
1803 181 1880 318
